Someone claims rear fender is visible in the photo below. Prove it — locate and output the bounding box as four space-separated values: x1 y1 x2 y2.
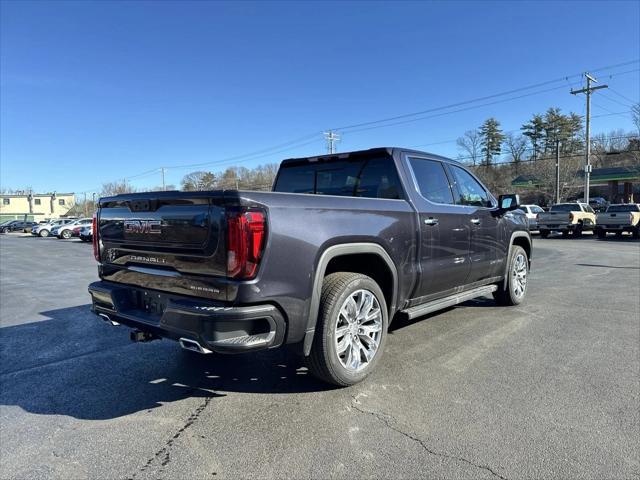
302 243 398 356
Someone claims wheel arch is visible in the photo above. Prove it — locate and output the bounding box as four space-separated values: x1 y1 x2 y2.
502 232 532 289
302 243 398 356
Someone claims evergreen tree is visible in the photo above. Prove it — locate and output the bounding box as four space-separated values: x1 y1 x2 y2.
521 114 545 160
479 118 504 166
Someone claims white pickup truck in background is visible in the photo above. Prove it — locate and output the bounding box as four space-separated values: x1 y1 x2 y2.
595 204 640 239
537 202 597 238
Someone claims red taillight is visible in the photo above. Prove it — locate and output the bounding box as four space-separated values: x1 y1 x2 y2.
226 210 266 279
92 213 100 261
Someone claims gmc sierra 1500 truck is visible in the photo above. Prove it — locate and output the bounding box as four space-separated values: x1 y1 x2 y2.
88 147 531 386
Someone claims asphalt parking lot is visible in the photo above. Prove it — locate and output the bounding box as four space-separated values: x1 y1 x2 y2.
0 232 639 479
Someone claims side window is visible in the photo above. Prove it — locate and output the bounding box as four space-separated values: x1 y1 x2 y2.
356 158 402 199
58 199 65 205
449 165 492 208
2 198 9 205
34 199 41 205
585 205 595 214
408 158 454 204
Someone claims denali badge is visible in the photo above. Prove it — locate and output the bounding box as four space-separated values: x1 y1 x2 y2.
124 219 162 234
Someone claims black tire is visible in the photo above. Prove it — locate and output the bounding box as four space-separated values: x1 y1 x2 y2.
539 229 549 238
573 223 583 236
1 228 9 234
596 228 606 239
39 229 49 237
493 245 529 306
61 230 72 239
307 272 388 387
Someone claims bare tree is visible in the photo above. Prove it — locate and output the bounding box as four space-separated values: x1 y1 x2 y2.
504 133 528 171
456 130 481 166
181 171 216 191
101 180 136 196
632 103 640 135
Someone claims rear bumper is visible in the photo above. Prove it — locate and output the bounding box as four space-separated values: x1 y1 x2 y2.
596 224 636 231
538 223 593 231
88 281 286 353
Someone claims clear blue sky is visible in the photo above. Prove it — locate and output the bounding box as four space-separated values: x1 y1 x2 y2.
1 0 639 194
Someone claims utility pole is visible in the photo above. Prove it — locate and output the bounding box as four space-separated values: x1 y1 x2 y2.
160 168 166 191
84 192 88 217
571 73 607 204
323 131 340 154
555 140 561 204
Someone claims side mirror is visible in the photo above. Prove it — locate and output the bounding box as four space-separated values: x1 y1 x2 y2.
499 194 520 211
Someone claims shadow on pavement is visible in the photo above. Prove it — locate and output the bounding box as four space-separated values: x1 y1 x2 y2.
0 304 333 420
576 263 640 269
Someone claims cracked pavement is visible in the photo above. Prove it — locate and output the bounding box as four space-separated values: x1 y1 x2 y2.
1 233 639 479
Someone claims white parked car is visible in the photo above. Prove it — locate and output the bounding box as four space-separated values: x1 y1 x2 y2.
52 218 92 239
32 218 76 237
520 204 545 230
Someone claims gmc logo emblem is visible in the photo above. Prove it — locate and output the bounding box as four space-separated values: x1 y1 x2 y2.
124 219 162 235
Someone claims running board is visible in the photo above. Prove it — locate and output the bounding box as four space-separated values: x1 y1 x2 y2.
402 285 498 320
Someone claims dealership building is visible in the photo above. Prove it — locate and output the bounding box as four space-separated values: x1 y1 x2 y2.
0 192 76 222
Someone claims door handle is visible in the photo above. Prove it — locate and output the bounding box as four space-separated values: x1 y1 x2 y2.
470 218 481 225
424 217 439 226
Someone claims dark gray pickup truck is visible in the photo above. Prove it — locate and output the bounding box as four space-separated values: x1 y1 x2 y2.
89 147 531 385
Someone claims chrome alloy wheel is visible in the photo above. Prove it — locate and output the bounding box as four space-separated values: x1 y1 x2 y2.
512 253 528 298
334 289 383 372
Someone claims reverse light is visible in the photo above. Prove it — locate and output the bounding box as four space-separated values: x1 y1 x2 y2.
226 210 266 279
92 213 100 261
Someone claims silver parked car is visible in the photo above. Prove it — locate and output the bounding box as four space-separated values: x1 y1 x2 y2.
32 218 75 237
52 218 92 239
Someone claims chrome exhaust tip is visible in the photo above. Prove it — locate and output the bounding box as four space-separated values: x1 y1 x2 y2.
97 313 120 326
179 337 213 354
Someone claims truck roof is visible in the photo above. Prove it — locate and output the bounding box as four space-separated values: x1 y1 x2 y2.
281 147 460 166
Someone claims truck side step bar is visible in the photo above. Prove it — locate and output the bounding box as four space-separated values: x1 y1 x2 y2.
401 284 498 320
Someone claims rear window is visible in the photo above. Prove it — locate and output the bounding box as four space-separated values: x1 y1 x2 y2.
274 157 402 199
607 204 640 212
550 204 578 212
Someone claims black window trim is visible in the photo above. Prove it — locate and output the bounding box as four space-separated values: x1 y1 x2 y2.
444 162 497 210
405 155 458 207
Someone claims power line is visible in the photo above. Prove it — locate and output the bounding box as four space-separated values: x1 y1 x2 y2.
607 87 638 105
342 84 571 135
598 92 634 109
163 133 320 170
329 60 639 132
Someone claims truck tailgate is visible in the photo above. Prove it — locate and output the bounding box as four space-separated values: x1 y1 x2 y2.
538 212 569 225
598 213 631 226
97 191 231 301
